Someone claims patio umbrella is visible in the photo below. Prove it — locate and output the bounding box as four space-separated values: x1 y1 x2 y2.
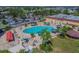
6 31 14 42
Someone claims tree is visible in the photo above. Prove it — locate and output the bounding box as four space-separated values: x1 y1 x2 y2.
8 7 26 19
62 9 70 14
55 10 61 14
40 29 52 41
2 20 8 25
48 9 61 15
40 42 53 53
74 10 79 16
57 25 71 37
40 29 53 52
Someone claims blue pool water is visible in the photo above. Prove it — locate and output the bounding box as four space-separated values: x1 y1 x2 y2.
23 26 56 34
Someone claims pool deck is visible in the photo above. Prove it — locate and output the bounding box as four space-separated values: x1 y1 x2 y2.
0 22 57 52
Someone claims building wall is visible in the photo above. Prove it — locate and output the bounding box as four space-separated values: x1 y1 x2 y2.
46 18 79 26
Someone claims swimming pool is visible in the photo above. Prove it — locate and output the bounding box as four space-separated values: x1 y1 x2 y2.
23 26 56 34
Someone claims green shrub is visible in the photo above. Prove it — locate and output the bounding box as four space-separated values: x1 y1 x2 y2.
4 26 11 31
2 20 8 25
0 50 10 53
19 49 28 53
40 43 53 53
31 33 35 38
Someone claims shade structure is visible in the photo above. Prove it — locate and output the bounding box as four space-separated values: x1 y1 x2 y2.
6 31 14 42
67 30 79 39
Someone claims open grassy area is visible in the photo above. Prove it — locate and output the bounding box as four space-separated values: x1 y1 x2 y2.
52 35 79 53
32 35 79 53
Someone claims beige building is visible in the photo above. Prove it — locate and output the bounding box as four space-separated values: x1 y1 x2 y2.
45 14 79 26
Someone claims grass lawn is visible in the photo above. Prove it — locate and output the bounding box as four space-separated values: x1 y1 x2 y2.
52 35 79 53
33 35 79 53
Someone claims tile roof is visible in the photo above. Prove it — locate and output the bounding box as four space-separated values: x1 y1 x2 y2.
48 14 79 22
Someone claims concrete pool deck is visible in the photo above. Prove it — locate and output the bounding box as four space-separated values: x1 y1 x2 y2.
0 22 57 51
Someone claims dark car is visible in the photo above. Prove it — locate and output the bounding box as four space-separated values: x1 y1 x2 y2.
0 29 4 37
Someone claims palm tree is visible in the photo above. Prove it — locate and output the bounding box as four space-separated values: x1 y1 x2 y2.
40 29 53 52
40 29 52 41
40 42 53 53
57 25 72 37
